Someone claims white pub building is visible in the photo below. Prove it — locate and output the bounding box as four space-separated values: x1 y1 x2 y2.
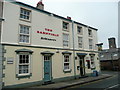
0 0 100 89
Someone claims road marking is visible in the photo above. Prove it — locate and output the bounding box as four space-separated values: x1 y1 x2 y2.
104 84 119 90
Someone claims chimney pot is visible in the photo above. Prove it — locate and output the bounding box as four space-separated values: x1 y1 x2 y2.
67 16 71 20
36 0 44 10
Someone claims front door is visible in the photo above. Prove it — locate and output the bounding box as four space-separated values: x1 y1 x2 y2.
79 56 85 76
44 56 52 82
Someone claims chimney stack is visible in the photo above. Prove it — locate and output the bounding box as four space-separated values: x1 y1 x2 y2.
67 16 71 20
108 37 116 49
36 0 44 10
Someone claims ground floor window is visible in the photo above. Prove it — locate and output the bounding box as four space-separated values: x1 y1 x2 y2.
63 54 71 71
18 54 30 75
15 49 33 77
90 55 95 69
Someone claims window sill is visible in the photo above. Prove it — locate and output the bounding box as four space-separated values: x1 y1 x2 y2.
77 33 83 35
63 46 70 49
63 69 72 73
18 42 31 45
19 18 31 23
89 35 92 37
16 73 32 78
62 29 69 32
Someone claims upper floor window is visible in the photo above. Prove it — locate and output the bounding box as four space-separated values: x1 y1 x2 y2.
63 22 69 31
77 26 83 35
89 39 93 49
63 34 69 47
19 25 30 43
20 8 31 21
78 37 83 48
88 29 92 37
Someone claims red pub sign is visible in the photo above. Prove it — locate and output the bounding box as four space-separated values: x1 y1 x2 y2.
37 28 59 37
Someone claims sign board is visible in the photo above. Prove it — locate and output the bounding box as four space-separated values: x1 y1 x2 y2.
7 57 14 64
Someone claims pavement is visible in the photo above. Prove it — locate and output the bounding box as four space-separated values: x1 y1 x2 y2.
24 74 112 89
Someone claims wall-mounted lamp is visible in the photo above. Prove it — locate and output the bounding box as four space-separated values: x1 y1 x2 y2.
0 18 5 22
75 56 77 60
56 49 59 53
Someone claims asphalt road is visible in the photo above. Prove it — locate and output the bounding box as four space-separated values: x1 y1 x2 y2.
66 71 119 89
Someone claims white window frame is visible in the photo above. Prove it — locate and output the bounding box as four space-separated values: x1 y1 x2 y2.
63 33 69 47
63 21 69 31
89 39 93 49
17 52 31 76
78 37 83 49
90 55 95 68
19 24 30 44
77 26 83 35
20 8 31 21
63 54 71 71
88 29 92 37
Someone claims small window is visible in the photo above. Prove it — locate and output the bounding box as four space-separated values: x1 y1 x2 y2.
77 26 82 35
63 54 70 71
78 37 83 48
19 25 30 43
88 29 92 37
89 39 93 49
63 34 69 47
63 22 69 31
20 8 31 21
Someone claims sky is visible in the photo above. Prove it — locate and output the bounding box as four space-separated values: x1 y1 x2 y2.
15 0 118 49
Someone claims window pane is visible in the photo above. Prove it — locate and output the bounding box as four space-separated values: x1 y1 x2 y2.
89 39 93 49
63 34 69 47
77 26 82 34
63 22 68 30
20 8 30 20
63 34 68 41
78 37 83 48
88 29 92 36
63 41 68 47
19 65 29 74
19 25 30 43
64 55 70 70
19 55 23 64
64 63 69 69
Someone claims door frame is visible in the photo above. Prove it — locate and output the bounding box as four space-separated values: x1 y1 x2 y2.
77 53 87 76
41 51 54 82
79 56 85 76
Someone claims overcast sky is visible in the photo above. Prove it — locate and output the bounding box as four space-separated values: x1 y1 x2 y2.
16 0 118 49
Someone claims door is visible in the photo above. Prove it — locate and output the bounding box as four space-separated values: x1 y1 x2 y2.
44 56 52 82
79 56 85 76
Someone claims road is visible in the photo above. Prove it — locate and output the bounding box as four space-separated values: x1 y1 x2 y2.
66 71 119 89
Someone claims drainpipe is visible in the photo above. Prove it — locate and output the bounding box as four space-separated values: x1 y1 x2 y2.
72 20 76 79
0 18 4 90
